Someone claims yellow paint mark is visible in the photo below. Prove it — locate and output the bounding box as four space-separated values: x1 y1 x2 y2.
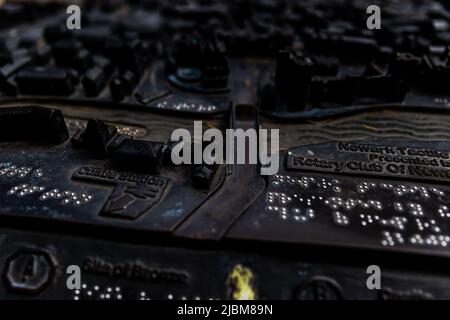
361 124 378 131
228 264 257 300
